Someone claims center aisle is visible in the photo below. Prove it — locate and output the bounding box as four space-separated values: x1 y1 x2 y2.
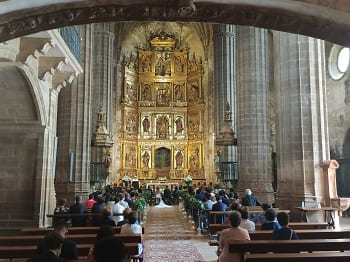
143 204 216 262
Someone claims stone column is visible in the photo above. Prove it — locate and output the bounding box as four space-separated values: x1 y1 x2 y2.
274 32 329 217
213 24 236 166
91 23 115 168
55 24 93 203
236 26 273 202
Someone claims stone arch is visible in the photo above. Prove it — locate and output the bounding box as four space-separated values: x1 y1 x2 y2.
0 63 38 121
0 1 350 46
0 62 45 227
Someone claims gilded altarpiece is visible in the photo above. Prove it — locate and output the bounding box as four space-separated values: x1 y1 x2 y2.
120 36 205 183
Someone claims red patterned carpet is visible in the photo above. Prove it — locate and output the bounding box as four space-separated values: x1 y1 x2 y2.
143 205 204 261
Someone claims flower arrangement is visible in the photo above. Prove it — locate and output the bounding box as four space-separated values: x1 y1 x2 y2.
122 175 131 187
184 175 192 184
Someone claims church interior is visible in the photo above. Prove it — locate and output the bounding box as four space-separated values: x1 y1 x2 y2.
2 0 350 261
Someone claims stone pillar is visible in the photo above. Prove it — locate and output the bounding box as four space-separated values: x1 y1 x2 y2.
213 24 236 165
55 24 93 203
236 26 273 202
274 32 329 218
91 23 115 168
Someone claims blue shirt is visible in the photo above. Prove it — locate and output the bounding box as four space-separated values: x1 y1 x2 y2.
261 221 281 231
273 227 299 240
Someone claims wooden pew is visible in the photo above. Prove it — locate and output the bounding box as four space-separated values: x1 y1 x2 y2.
228 239 350 256
208 222 328 234
0 243 138 259
20 226 145 235
209 210 290 224
209 229 350 245
245 251 350 262
0 233 141 246
249 229 350 240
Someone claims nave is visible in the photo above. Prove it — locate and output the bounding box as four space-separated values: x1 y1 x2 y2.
143 204 217 262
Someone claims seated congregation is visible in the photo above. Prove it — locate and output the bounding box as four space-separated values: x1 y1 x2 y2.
1 184 349 262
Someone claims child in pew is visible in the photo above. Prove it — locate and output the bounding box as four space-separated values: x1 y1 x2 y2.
261 208 281 230
273 212 299 240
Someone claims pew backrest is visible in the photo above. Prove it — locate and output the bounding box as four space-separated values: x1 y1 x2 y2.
21 226 145 235
229 239 350 254
244 251 350 262
0 243 138 259
0 233 141 246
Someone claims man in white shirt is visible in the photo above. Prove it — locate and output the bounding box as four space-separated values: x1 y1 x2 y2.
119 193 129 209
113 196 125 223
239 208 255 231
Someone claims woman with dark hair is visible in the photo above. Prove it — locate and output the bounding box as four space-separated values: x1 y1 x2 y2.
218 211 250 262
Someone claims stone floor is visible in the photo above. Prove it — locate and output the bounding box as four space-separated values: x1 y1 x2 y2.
143 204 217 262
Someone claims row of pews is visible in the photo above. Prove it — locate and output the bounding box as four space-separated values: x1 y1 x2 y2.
0 226 143 261
208 212 350 262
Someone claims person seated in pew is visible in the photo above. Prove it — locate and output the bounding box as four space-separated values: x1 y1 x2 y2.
211 196 228 224
250 203 271 224
85 194 96 209
93 237 125 262
29 231 65 262
69 195 87 227
273 212 299 240
88 225 115 259
121 212 143 256
203 192 214 210
218 211 250 262
37 220 79 261
117 208 133 226
53 198 70 226
99 208 117 227
239 208 255 231
224 202 241 225
241 188 262 206
261 208 281 231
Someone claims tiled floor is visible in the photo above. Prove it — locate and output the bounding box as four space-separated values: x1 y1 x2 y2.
143 204 217 262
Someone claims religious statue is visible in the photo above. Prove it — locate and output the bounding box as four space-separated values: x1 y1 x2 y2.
188 82 199 102
156 115 169 138
142 151 150 168
174 84 184 101
126 113 137 133
157 85 170 106
214 150 221 171
189 118 199 134
127 82 137 102
190 148 200 169
155 52 171 76
141 55 151 72
175 117 184 134
142 84 151 101
164 53 171 75
175 56 184 73
125 147 136 168
175 151 184 168
105 153 112 169
142 117 150 133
